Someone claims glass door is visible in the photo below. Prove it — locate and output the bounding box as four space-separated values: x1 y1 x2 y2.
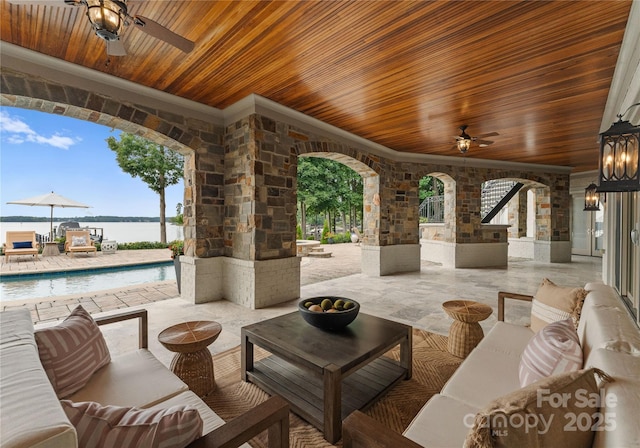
571 196 603 257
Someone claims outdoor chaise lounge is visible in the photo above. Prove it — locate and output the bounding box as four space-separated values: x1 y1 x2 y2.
65 230 97 257
3 230 39 262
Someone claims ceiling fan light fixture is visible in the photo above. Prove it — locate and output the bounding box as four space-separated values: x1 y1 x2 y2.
457 138 472 154
86 0 127 42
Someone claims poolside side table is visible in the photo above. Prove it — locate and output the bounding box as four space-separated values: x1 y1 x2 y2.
442 300 493 358
41 242 60 257
158 321 222 397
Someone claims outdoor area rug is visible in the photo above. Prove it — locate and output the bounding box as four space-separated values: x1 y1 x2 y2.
202 328 462 447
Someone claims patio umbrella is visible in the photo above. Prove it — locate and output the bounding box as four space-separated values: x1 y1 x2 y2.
7 191 91 241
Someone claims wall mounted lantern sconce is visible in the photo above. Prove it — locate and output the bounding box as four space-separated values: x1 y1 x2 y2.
597 102 640 192
583 183 600 211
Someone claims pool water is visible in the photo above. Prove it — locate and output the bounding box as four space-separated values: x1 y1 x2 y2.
0 263 175 302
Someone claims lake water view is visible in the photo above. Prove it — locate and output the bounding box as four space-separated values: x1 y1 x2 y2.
0 222 183 245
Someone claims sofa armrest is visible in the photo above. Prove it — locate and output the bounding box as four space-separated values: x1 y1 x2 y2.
497 291 533 322
94 309 148 349
343 410 422 448
187 395 290 448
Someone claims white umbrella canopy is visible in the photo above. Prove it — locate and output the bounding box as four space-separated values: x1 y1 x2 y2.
7 191 91 240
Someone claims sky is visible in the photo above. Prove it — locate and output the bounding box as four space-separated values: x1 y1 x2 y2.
0 106 184 218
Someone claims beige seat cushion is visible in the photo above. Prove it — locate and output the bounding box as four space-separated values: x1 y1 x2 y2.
68 349 188 408
403 394 478 448
440 322 531 408
441 345 523 409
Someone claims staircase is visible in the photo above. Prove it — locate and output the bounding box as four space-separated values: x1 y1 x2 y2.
481 180 524 223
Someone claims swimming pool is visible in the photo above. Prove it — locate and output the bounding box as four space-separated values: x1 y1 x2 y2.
0 262 175 302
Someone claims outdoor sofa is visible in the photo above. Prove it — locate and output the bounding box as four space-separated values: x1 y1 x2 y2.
0 307 290 448
64 229 97 257
3 230 39 262
343 281 640 448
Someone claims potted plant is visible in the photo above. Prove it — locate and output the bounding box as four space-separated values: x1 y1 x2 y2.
55 236 66 253
169 240 184 293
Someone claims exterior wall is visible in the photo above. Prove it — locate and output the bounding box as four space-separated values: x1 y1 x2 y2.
0 67 572 309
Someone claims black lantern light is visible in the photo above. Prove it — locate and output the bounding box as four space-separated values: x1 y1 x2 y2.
597 103 640 192
85 0 128 42
583 183 600 211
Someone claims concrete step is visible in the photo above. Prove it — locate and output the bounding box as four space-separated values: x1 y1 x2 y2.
308 251 332 258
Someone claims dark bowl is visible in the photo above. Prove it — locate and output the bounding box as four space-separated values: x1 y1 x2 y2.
298 296 360 331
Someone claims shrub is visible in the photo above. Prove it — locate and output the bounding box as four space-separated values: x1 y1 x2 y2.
321 220 330 244
116 241 171 251
168 240 184 259
296 224 303 240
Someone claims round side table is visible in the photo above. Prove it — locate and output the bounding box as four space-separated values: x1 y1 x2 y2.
442 300 493 358
158 321 222 397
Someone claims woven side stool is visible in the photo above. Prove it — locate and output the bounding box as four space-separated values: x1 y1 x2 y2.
158 321 222 397
442 300 493 358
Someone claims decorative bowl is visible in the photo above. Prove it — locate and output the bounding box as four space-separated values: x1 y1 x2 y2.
298 296 360 331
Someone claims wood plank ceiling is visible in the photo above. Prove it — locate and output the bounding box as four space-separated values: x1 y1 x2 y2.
0 0 633 172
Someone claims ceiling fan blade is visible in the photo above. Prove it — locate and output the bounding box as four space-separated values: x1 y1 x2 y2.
477 132 499 138
477 140 494 147
106 40 127 56
133 15 194 53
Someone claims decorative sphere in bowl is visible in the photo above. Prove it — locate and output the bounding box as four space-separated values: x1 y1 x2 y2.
298 296 360 330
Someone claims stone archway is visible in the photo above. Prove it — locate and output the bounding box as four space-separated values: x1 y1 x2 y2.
296 148 379 244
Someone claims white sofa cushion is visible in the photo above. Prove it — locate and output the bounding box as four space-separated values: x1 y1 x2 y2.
584 348 640 448
403 394 478 448
465 321 533 357
578 289 640 357
0 308 37 350
68 349 188 408
0 309 77 448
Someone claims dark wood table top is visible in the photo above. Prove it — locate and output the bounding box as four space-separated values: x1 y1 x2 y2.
158 321 222 353
242 312 411 375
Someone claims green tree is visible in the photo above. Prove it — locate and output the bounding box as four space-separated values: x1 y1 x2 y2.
106 133 184 243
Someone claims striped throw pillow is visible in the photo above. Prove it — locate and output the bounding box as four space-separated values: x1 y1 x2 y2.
35 305 110 398
61 400 203 448
530 278 587 332
519 318 583 387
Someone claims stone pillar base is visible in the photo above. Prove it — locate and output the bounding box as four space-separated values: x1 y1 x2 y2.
180 256 300 309
420 239 455 268
455 243 508 268
361 244 420 276
534 241 572 263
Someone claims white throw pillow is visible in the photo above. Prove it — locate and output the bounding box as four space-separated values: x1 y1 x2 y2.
519 318 583 387
72 236 87 246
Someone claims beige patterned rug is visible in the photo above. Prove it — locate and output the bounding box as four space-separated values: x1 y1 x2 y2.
202 329 462 447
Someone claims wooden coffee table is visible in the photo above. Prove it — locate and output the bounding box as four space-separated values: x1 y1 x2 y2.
158 321 222 397
241 312 412 443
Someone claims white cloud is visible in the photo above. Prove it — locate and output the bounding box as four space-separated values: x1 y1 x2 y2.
0 110 79 150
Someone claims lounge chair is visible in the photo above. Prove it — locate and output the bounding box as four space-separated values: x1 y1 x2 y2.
65 230 97 257
4 230 39 262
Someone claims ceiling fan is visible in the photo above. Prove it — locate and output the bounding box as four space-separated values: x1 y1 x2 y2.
452 125 498 154
7 0 195 56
